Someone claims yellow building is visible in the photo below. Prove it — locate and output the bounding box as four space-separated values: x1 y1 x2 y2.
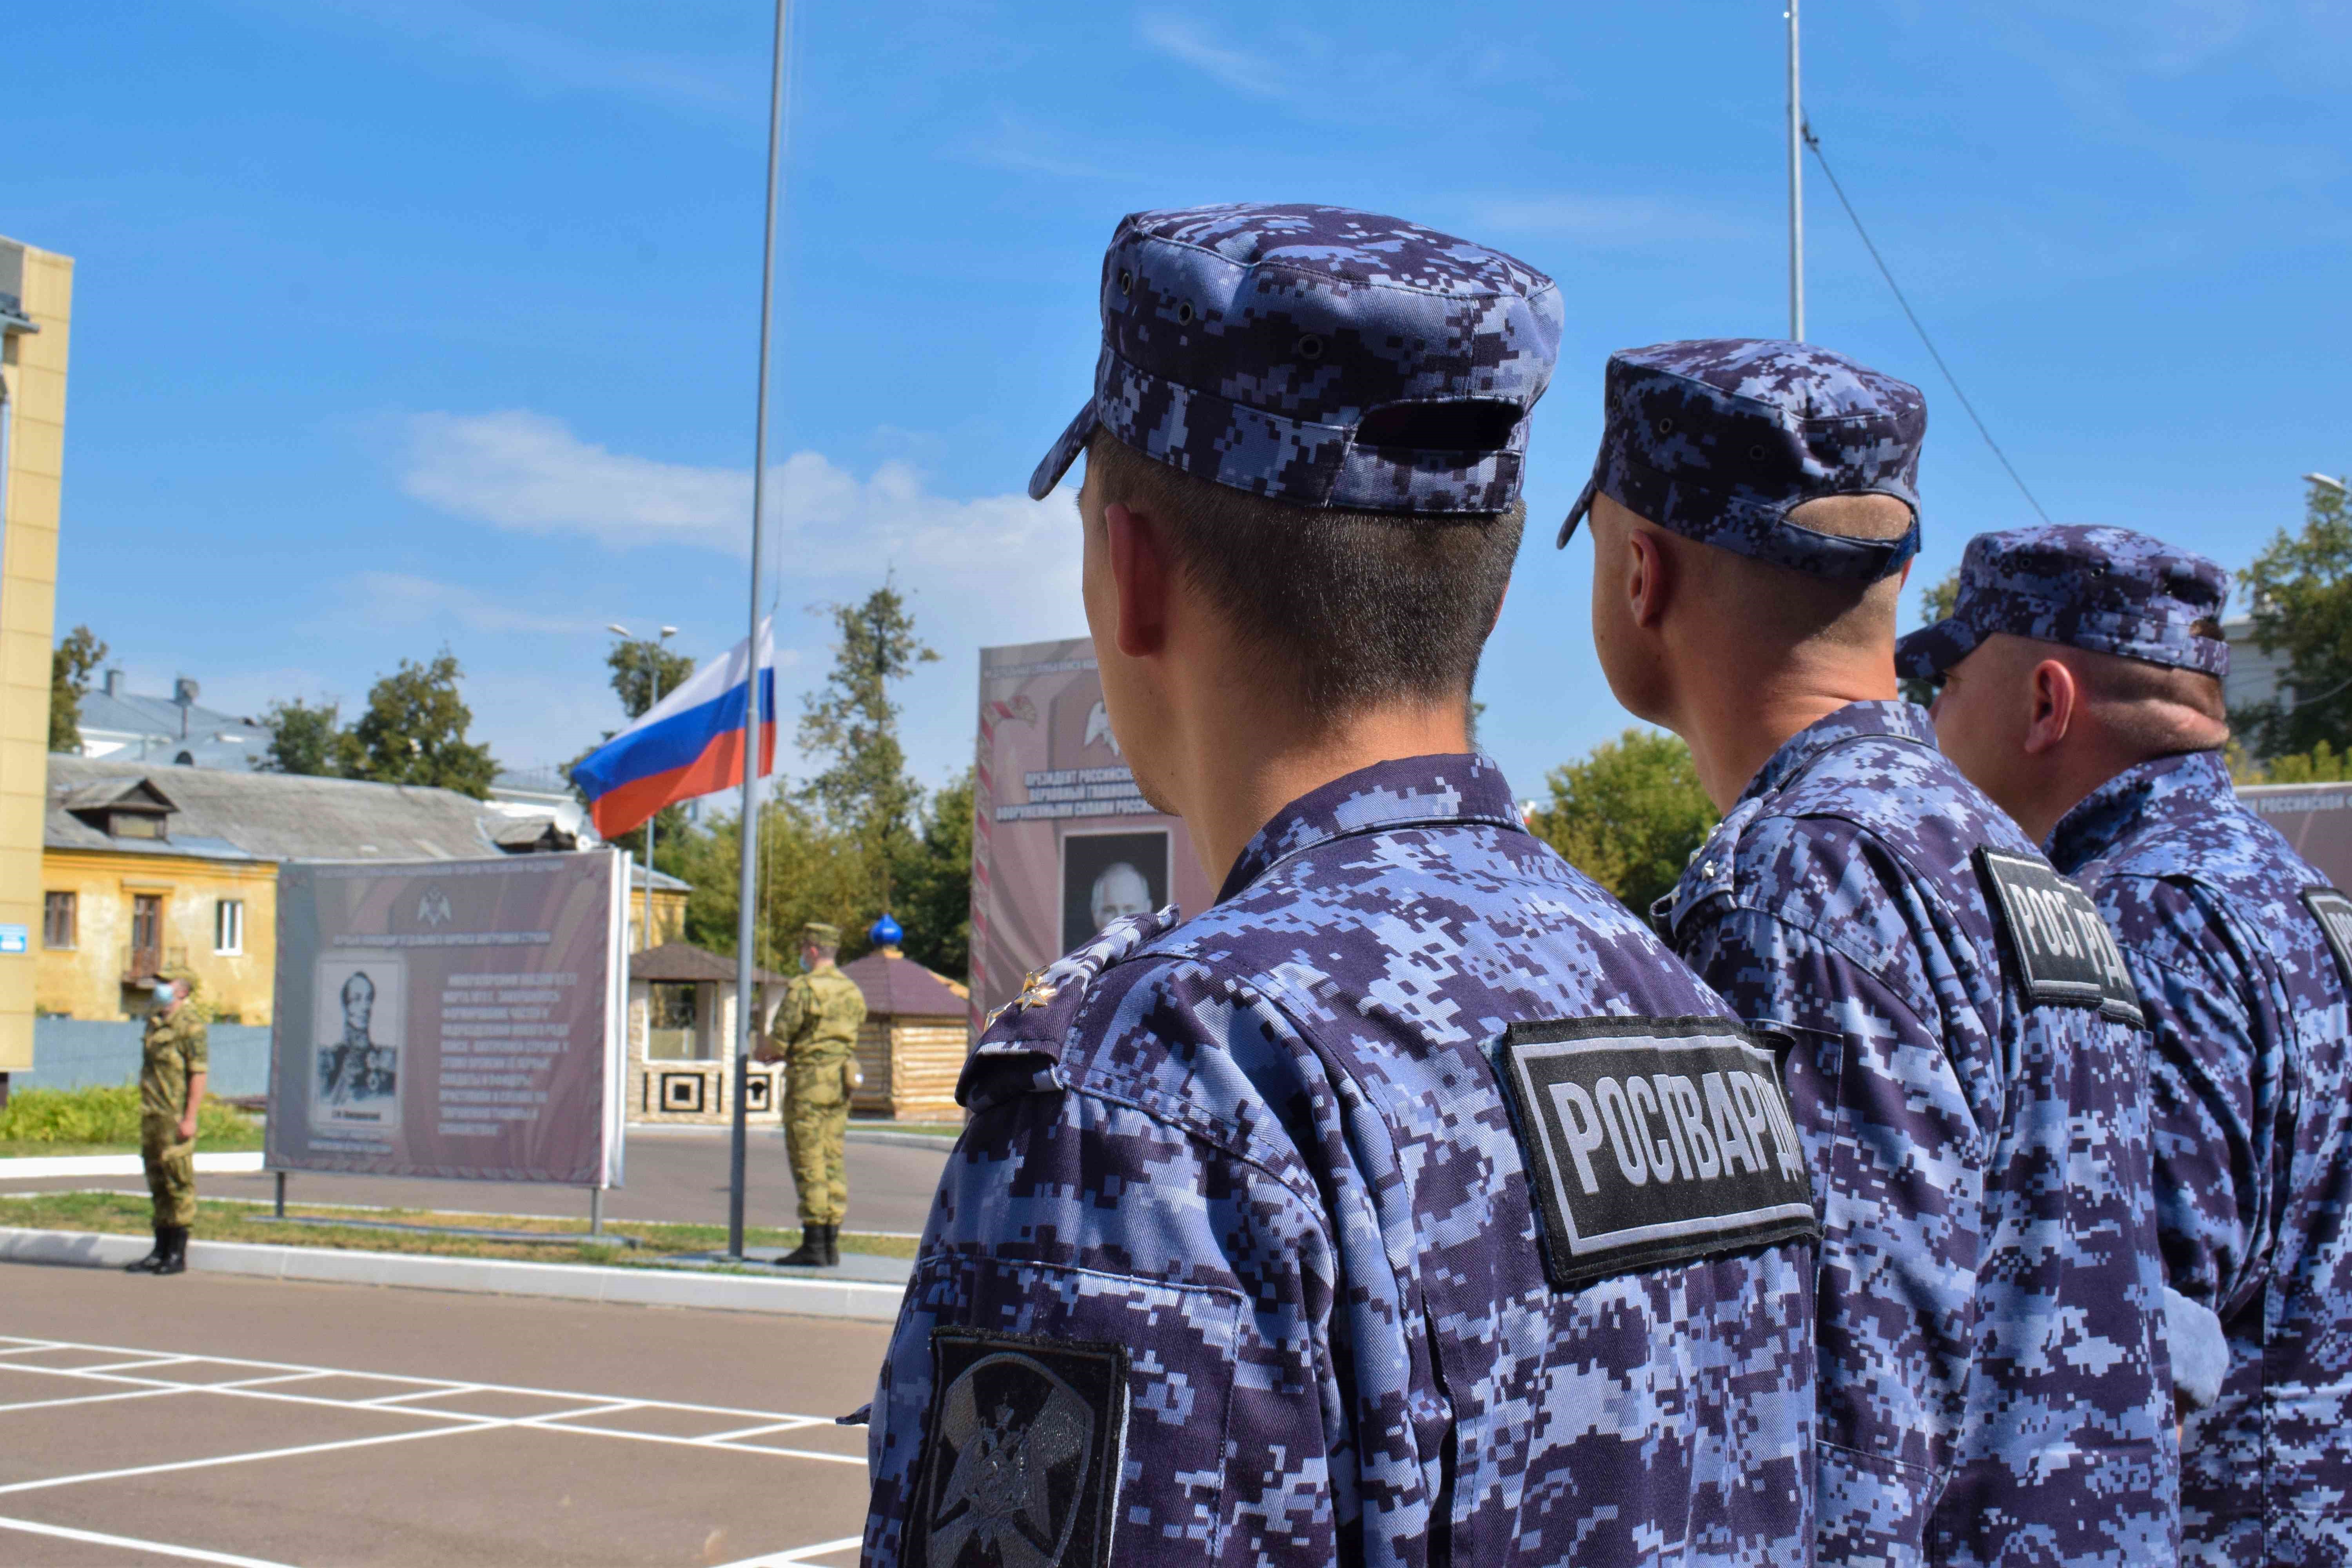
1 236 72 1075
40 757 686 1024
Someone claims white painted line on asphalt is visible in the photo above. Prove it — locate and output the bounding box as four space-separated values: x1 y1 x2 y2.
0 1512 300 1568
715 1533 866 1566
10 1332 832 1426
0 1385 197 1415
75 1354 198 1373
0 1335 864 1468
693 1417 828 1443
0 1422 503 1497
0 1152 263 1180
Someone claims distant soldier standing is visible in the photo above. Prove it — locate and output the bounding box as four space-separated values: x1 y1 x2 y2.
127 976 205 1277
757 922 865 1268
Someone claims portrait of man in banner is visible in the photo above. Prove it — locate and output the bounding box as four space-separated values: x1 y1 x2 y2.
1060 831 1169 954
310 955 405 1136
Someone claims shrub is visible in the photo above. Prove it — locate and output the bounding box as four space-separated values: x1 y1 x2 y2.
0 1084 255 1145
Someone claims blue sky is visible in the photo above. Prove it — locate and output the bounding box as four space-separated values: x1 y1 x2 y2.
14 0 2350 807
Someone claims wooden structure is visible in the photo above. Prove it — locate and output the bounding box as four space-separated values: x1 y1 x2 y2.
838 942 971 1122
626 942 787 1125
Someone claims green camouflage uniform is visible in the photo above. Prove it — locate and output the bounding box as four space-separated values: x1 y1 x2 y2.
139 1008 208 1229
775 962 865 1226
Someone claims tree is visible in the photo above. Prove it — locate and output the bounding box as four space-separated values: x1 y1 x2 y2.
896 768 975 980
341 652 499 798
1900 567 1962 708
607 636 695 722
797 579 939 914
2233 739 2352 785
2241 475 2352 759
254 697 350 777
675 797 872 967
1528 728 1720 914
47 625 107 753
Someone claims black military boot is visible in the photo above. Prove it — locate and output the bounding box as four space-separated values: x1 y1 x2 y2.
774 1223 831 1268
123 1225 167 1274
822 1223 840 1267
154 1226 189 1276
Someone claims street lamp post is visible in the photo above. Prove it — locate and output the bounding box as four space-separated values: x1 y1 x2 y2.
608 623 679 950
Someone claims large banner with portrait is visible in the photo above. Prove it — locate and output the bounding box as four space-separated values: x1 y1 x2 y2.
970 639 1214 1032
265 851 627 1186
2240 780 2352 891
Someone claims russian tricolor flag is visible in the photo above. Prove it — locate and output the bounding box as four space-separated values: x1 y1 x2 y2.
572 621 777 839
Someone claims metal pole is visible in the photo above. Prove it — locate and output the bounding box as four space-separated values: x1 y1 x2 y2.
274 1171 285 1219
590 1189 604 1238
1787 0 1804 341
730 0 789 1261
642 630 670 950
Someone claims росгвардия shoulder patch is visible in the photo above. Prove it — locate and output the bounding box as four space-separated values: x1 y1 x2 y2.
1496 1016 1818 1292
1973 847 2145 1026
2301 887 2352 990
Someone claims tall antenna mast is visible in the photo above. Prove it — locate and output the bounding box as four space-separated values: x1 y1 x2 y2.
1787 0 1805 341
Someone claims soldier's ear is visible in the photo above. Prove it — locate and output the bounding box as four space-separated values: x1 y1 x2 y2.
1103 503 1171 660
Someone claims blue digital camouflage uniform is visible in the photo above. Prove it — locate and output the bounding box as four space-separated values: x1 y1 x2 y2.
1562 343 2177 1568
865 756 1819 1567
1900 525 2352 1566
1659 703 2176 1568
865 210 1821 1568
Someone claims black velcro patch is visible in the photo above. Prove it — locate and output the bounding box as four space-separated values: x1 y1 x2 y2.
1973 848 2145 1026
2301 888 2352 991
909 1328 1128 1568
1497 1017 1820 1291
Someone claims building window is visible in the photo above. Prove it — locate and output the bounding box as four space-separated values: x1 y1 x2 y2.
42 892 75 950
214 899 245 955
647 982 705 1060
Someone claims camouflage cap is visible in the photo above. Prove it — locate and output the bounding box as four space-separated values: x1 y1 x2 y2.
801 922 840 946
1896 524 2230 680
1556 338 1926 581
1028 203 1562 515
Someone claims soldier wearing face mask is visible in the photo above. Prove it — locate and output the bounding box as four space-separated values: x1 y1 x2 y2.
127 976 205 1277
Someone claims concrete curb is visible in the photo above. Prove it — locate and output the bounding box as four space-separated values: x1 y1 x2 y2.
0 1152 265 1180
0 1227 907 1322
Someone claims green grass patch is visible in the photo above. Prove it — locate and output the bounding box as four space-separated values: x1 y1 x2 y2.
0 1189 915 1269
0 1085 261 1153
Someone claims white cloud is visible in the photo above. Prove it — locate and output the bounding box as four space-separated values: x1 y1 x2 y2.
242 0 748 116
1136 14 1289 98
401 408 1078 592
401 409 1090 778
331 572 598 635
403 410 748 552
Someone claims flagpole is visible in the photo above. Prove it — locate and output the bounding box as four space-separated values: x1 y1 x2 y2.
1787 0 1804 341
730 0 788 1261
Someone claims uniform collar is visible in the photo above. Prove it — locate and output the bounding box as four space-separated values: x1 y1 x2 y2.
2045 748 2232 875
1735 698 1941 809
1218 753 1524 904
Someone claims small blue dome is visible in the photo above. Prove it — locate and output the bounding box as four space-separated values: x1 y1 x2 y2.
868 913 905 948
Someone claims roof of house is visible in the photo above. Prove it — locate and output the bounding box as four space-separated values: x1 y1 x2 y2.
630 942 786 985
43 755 686 887
838 947 969 1019
76 687 269 746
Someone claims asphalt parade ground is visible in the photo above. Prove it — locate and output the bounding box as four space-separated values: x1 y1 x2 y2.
0 1127 955 1239
0 1259 890 1567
